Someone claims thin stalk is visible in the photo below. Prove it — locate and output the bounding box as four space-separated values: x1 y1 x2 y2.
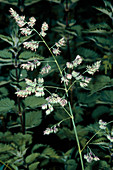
0 160 12 170
68 102 84 170
33 28 63 76
44 85 65 91
81 120 113 153
15 53 24 133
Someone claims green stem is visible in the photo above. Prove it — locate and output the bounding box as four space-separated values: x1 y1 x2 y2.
44 85 65 91
0 160 12 170
33 28 63 76
81 120 113 153
68 102 84 170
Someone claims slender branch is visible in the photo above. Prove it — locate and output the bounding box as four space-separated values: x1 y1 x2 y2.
68 102 84 170
0 160 12 170
14 53 24 133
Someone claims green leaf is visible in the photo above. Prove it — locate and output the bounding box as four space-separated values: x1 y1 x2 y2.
25 111 42 128
23 96 46 108
76 47 99 61
10 69 27 81
77 92 99 107
18 34 34 45
99 90 113 103
88 75 112 94
92 106 110 119
0 49 12 59
0 34 13 45
29 162 40 170
0 98 15 114
41 146 59 159
66 159 77 170
94 7 112 19
26 153 40 164
0 87 9 97
0 143 14 153
57 127 74 140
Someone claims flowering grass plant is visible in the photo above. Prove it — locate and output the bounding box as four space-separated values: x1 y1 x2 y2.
8 8 103 170
0 3 113 169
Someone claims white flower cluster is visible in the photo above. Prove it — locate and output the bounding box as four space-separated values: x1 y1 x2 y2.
86 61 101 75
61 55 101 88
21 60 41 71
99 119 107 129
28 17 36 27
15 78 44 98
23 40 39 51
52 37 65 56
9 8 26 27
40 64 51 75
20 27 32 36
46 93 67 107
84 152 100 163
42 103 54 115
43 125 58 135
40 22 48 37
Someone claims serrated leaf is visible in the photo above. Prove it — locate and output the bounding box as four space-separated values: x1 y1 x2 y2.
41 146 59 159
57 127 74 140
66 159 77 170
18 34 34 45
26 153 40 164
99 90 113 103
0 98 15 114
92 106 109 119
77 92 99 107
32 144 45 153
0 34 13 45
0 49 12 59
0 143 14 153
88 75 112 94
94 7 112 18
23 96 46 108
25 111 42 128
29 162 40 170
0 87 9 97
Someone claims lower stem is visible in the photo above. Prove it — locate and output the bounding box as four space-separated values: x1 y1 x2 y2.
69 102 84 170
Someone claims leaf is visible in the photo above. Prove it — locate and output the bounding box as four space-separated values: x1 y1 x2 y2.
26 153 40 164
0 98 15 114
0 132 32 146
77 92 99 107
88 75 112 94
66 159 77 170
0 34 13 45
99 90 113 103
57 127 74 140
23 96 46 108
0 87 9 97
76 47 99 61
92 106 110 119
41 146 59 159
10 69 27 81
0 49 12 59
0 143 14 153
29 162 40 170
25 111 42 128
32 144 45 153
94 7 112 19
18 34 34 45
